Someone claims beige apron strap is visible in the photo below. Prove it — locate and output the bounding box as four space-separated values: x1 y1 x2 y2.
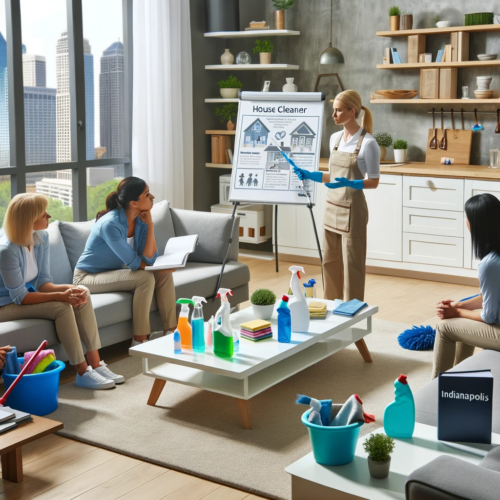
333 133 343 151
353 129 367 157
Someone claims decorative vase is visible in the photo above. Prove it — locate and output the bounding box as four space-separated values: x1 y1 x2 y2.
394 149 407 162
400 14 413 30
227 120 235 131
389 15 400 31
252 303 275 320
220 88 240 98
220 48 234 65
368 457 391 479
436 21 451 28
236 51 251 64
205 0 240 32
282 77 297 92
379 146 387 161
275 10 285 29
259 52 272 64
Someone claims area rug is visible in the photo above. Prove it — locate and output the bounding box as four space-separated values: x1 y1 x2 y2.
50 319 434 500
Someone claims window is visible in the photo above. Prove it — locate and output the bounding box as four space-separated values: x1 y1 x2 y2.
0 175 10 224
29 170 73 222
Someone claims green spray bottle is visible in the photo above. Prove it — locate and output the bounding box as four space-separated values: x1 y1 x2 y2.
213 288 234 358
176 299 194 350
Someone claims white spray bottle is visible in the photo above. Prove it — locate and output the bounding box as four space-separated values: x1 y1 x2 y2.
213 288 234 358
288 266 310 333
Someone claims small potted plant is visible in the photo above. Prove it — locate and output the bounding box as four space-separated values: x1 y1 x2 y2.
215 103 238 130
363 433 395 479
389 6 401 31
251 289 277 320
272 0 294 30
218 75 242 99
373 131 393 161
253 38 274 65
434 15 450 28
393 138 408 162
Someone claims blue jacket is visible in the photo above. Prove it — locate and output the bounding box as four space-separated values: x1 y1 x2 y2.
0 231 53 306
76 208 158 274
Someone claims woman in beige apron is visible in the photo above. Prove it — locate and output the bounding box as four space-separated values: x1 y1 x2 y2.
294 90 380 360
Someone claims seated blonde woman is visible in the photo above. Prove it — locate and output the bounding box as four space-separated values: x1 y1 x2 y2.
0 193 123 389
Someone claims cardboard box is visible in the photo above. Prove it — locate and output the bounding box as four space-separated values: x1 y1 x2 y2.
420 68 440 99
408 35 426 64
439 68 458 99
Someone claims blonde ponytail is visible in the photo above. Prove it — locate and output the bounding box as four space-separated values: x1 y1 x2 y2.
334 90 373 135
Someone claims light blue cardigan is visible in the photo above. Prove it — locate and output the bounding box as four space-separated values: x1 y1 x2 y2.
0 230 53 306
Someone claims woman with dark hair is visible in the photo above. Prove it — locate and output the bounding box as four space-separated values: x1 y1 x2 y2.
74 177 177 346
432 193 500 378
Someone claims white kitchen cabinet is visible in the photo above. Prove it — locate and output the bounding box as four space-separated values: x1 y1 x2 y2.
403 233 464 268
403 207 464 237
463 179 500 269
403 176 464 212
365 174 403 261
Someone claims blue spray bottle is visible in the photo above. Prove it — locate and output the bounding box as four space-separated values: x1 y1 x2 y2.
191 296 207 353
277 295 292 343
383 374 415 438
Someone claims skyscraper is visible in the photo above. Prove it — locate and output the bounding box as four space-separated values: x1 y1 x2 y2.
100 41 124 177
0 33 9 168
23 54 46 87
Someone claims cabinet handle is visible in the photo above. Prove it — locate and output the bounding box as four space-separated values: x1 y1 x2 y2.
426 179 436 191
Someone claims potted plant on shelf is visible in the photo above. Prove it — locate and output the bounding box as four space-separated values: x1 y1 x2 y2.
389 6 401 31
218 75 242 99
393 139 408 162
251 289 277 320
253 38 274 65
363 433 395 479
272 0 294 30
215 103 238 130
373 131 393 161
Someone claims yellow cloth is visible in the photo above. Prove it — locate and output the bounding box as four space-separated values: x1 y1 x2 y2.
32 353 56 374
240 319 272 332
309 301 327 312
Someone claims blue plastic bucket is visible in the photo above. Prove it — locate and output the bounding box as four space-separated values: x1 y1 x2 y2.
301 409 363 466
2 358 65 416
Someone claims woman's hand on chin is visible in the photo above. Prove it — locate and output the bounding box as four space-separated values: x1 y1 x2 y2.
139 210 153 225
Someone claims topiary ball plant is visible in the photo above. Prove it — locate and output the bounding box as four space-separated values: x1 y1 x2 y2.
363 433 395 462
373 131 393 148
251 289 276 306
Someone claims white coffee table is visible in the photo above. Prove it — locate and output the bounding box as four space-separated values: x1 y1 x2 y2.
286 422 500 499
129 299 378 429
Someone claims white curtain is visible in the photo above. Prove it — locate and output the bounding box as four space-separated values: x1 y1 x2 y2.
132 0 193 210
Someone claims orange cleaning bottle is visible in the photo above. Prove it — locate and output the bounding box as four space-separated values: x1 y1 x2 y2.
176 299 194 350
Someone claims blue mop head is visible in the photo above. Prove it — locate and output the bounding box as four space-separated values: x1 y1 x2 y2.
398 325 436 351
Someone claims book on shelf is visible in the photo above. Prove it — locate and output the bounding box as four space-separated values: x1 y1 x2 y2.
228 149 233 164
145 235 199 271
245 26 270 31
211 135 219 163
390 47 401 64
385 47 392 64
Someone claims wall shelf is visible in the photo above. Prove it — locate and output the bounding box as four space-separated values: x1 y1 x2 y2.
206 163 232 169
204 29 300 38
377 24 500 37
205 130 236 135
377 60 500 70
205 64 299 70
205 98 239 103
370 99 500 104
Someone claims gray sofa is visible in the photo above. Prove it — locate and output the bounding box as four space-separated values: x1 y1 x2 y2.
406 349 500 500
0 201 250 361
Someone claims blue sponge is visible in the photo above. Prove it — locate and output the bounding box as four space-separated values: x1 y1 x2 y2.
398 325 436 351
4 347 21 374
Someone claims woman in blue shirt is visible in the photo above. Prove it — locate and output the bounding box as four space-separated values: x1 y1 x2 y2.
74 177 176 345
0 193 123 389
432 193 500 378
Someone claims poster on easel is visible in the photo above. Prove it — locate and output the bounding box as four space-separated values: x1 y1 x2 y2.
229 91 325 206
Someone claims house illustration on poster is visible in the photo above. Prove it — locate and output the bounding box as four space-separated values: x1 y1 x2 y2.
243 119 270 147
264 142 292 170
290 121 316 151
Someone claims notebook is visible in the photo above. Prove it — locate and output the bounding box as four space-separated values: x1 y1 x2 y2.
0 421 17 434
0 408 15 423
145 235 199 271
1 407 32 424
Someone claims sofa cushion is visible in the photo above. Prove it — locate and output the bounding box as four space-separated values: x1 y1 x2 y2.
59 220 94 270
47 221 73 285
0 319 58 355
151 200 176 255
90 292 133 329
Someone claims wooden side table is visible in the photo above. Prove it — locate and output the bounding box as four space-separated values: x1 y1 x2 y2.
0 415 63 483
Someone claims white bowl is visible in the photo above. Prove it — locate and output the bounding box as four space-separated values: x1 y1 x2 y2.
477 54 498 61
436 21 451 28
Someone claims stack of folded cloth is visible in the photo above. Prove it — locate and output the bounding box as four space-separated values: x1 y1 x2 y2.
309 301 327 319
240 319 273 341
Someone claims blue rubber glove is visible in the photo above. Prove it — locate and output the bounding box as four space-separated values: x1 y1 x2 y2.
293 166 323 183
325 177 364 190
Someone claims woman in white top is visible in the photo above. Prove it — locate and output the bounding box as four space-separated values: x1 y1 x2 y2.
294 90 380 360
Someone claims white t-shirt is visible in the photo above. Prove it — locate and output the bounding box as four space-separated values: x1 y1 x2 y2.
329 128 381 179
127 237 135 250
24 246 38 283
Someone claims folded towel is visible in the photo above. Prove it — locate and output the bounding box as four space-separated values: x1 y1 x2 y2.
4 347 21 375
241 333 272 342
296 395 332 426
240 320 272 332
330 394 375 426
23 349 56 374
332 299 367 317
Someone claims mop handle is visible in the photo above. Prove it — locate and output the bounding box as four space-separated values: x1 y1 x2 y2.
0 340 48 406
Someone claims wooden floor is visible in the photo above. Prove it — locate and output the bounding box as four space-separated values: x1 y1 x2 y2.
0 256 480 499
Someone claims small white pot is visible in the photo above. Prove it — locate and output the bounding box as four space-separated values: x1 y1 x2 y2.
252 303 275 320
220 88 240 99
436 21 451 28
394 149 407 162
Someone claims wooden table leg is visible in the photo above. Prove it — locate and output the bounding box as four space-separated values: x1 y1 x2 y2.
1 447 23 483
236 399 252 430
147 379 167 406
355 339 373 362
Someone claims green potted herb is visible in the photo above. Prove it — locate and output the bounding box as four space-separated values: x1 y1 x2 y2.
253 38 274 65
389 6 401 31
373 131 393 161
393 138 408 162
218 75 242 99
215 103 238 130
272 0 294 30
251 288 277 320
363 433 395 479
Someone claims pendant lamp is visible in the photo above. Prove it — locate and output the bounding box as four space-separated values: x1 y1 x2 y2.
319 0 344 64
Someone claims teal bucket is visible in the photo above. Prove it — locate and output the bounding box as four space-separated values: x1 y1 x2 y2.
301 409 363 466
2 358 65 416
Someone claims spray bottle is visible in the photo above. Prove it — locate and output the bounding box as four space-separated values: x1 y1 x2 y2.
383 374 415 438
213 288 234 358
176 299 194 350
205 315 214 352
288 266 310 333
191 296 207 353
303 279 317 298
173 329 182 354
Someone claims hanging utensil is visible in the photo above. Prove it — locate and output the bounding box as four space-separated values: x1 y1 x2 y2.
472 108 483 131
439 108 447 150
430 108 438 149
461 108 465 130
495 109 500 134
451 109 455 130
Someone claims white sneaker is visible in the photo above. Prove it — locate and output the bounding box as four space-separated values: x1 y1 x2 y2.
95 361 125 385
149 331 165 340
131 338 147 347
76 366 115 390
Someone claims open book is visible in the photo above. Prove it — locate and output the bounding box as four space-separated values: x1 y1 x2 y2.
145 235 199 271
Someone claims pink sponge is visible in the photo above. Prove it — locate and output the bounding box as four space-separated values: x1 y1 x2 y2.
23 349 56 374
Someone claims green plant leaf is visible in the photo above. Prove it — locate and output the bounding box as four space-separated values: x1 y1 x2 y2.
393 138 408 149
251 288 277 306
373 131 393 147
218 75 243 89
272 0 294 10
215 103 238 124
389 6 401 16
363 433 395 462
253 37 274 54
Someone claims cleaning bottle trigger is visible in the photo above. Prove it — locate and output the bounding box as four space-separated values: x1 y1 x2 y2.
176 299 195 350
191 296 207 353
